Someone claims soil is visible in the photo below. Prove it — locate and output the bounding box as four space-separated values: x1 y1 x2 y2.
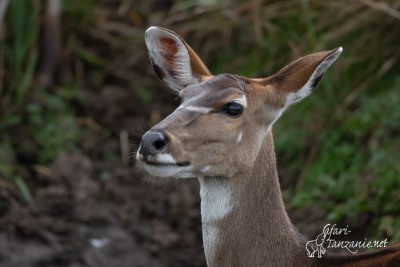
0 85 206 267
0 160 205 267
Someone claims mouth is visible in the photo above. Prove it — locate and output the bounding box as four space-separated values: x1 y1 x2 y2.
141 162 193 178
136 152 193 178
144 161 190 167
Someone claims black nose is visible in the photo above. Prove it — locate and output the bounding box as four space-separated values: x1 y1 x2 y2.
139 131 169 158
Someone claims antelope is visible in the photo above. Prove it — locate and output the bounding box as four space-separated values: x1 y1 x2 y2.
136 26 400 267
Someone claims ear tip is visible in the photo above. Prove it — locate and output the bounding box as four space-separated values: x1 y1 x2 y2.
146 26 174 38
145 26 180 44
326 47 343 61
145 26 163 36
332 47 343 56
145 26 172 47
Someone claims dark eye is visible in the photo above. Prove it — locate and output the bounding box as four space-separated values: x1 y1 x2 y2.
222 102 243 117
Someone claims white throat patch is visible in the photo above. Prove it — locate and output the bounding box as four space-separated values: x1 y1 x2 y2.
198 177 232 265
198 177 232 223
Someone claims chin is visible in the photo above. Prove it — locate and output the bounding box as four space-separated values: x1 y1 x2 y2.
136 149 196 179
141 162 195 179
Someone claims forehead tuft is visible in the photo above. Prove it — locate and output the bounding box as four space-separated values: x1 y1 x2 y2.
178 74 248 109
181 74 246 98
204 74 247 90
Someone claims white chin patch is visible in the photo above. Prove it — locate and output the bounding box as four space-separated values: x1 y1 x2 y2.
143 163 194 178
156 153 176 164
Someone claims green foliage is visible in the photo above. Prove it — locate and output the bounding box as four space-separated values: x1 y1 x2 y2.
0 0 38 116
284 79 400 241
15 176 34 204
62 0 95 29
24 90 81 163
0 137 16 178
0 0 85 203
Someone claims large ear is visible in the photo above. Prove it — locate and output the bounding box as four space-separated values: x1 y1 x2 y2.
145 26 212 93
270 47 342 106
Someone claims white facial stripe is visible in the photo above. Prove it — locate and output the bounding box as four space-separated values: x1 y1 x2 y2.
183 106 212 114
199 177 232 223
236 131 243 144
232 95 247 108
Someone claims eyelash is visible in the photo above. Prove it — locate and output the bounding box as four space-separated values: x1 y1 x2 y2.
174 96 181 103
221 102 244 117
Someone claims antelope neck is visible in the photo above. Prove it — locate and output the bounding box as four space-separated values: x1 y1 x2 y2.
198 130 312 267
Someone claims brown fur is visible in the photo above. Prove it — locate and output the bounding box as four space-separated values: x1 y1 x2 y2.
201 130 400 267
186 44 212 79
142 27 400 267
203 130 313 266
264 50 335 92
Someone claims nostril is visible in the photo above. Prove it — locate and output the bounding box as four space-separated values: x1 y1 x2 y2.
141 131 169 156
153 139 167 151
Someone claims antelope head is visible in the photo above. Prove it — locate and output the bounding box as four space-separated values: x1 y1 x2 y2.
136 26 342 179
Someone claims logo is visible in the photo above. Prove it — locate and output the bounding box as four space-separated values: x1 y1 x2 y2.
306 224 389 258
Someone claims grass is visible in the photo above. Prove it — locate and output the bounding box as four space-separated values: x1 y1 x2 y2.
0 0 38 119
0 0 85 203
0 0 39 203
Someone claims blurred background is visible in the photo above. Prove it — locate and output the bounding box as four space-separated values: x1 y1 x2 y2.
0 0 399 266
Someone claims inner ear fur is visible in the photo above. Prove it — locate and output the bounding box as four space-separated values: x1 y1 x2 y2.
145 26 212 93
268 47 342 93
